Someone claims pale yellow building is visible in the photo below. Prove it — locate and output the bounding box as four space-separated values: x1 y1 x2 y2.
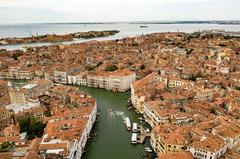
9 79 53 105
151 125 189 154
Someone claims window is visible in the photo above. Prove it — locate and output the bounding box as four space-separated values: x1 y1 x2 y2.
196 153 204 158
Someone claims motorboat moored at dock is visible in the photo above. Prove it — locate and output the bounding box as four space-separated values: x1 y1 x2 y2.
132 123 140 133
125 117 131 131
131 133 138 144
144 147 152 153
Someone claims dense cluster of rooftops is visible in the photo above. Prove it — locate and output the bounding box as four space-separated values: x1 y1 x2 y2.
0 29 239 159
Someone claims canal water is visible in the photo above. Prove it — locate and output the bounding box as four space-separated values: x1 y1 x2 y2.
79 86 150 159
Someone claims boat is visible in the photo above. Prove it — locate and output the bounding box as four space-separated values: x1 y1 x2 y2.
131 133 138 144
127 98 132 106
132 123 139 132
127 106 133 110
144 147 152 153
140 120 146 124
125 117 131 130
140 25 148 28
108 108 112 113
145 149 152 153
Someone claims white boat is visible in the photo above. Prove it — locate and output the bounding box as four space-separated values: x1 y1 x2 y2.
131 133 138 144
132 123 138 132
125 117 131 130
127 106 133 110
144 147 152 152
145 149 152 153
140 120 145 124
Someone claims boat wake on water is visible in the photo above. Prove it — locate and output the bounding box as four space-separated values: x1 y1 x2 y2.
115 110 126 118
108 108 115 119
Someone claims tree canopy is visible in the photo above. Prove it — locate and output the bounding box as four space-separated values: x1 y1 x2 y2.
105 65 118 72
19 116 46 140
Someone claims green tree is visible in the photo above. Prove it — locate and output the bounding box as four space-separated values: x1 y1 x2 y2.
1 142 10 149
13 53 20 60
19 116 30 133
28 118 46 140
235 86 240 90
44 110 51 117
105 65 118 72
0 142 13 152
19 116 46 140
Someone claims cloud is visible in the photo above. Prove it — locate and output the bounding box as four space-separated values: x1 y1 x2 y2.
0 0 239 23
0 0 221 11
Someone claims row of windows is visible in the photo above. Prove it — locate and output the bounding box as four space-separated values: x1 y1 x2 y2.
194 152 213 159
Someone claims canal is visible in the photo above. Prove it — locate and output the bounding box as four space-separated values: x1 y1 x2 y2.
79 86 150 159
8 80 151 159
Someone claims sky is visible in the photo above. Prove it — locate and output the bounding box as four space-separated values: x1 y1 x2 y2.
0 0 239 24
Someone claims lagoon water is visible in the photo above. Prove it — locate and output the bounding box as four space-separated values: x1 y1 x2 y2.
0 23 239 50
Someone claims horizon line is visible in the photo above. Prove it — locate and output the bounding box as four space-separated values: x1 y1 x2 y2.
0 20 240 25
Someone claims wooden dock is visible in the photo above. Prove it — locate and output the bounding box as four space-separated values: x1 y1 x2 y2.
137 126 151 143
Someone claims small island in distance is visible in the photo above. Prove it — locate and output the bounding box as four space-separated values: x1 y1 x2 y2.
0 30 119 46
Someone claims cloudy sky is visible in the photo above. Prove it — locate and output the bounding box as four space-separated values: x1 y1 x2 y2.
0 0 239 23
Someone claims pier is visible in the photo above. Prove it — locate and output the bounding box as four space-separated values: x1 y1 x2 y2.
137 126 151 144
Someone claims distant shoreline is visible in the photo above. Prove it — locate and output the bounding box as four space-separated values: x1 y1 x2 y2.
36 21 240 25
1 20 240 25
0 30 119 46
0 23 239 51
